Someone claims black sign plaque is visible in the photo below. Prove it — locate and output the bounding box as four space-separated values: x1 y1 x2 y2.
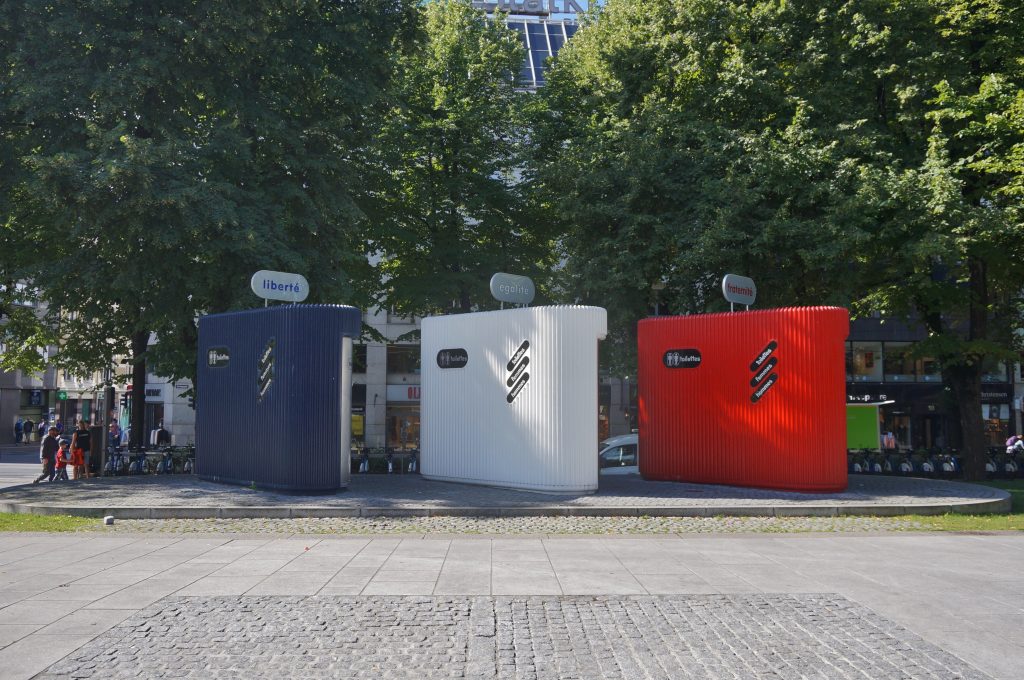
749 341 778 371
207 347 230 368
663 349 702 368
436 348 469 369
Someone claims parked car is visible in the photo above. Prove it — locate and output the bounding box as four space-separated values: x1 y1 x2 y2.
598 433 638 475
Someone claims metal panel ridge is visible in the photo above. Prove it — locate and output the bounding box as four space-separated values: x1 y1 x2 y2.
422 305 607 493
638 306 849 492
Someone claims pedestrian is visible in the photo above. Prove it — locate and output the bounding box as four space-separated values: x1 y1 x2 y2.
54 439 70 481
23 418 33 444
70 420 92 480
37 419 46 442
33 426 59 483
54 417 63 436
108 421 121 451
14 417 23 444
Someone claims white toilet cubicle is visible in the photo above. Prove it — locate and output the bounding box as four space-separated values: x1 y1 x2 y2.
420 305 607 493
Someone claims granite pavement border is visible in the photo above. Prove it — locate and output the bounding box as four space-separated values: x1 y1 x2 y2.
0 474 1010 519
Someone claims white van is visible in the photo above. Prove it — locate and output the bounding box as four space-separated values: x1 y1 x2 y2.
598 433 638 475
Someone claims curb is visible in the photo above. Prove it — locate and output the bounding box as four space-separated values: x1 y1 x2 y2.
0 495 1010 520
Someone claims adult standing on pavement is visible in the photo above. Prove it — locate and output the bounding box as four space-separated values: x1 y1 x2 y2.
14 417 24 444
37 419 46 442
54 416 64 436
33 426 59 483
23 417 34 444
70 419 92 480
109 421 121 450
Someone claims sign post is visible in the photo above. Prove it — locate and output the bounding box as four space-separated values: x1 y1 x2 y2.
721 274 756 312
250 270 310 305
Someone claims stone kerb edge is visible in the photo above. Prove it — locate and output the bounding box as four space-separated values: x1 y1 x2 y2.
0 495 1012 521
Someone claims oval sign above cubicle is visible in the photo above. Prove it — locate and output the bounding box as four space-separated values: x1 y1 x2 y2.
250 270 309 303
490 273 535 305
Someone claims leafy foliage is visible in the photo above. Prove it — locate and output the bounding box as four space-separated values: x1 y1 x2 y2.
0 0 416 383
368 0 558 315
537 0 1023 476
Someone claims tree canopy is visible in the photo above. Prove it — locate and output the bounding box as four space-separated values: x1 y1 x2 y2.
536 0 1023 475
1 0 416 384
368 0 558 317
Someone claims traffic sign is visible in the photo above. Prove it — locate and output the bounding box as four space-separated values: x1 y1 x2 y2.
57 390 68 400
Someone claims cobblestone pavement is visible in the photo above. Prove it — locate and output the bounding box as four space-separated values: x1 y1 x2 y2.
37 594 991 679
93 514 928 535
0 473 1009 517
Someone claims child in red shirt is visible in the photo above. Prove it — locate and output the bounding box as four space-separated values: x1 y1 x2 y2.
54 440 70 481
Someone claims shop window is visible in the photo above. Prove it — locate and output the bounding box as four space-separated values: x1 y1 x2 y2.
982 403 1009 447
386 404 420 450
849 342 883 382
845 343 853 381
883 342 914 382
915 356 942 383
386 345 420 375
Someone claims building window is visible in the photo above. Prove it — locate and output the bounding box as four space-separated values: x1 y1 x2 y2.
915 356 941 383
352 344 367 373
883 342 914 382
849 342 883 382
981 359 1008 383
386 345 420 375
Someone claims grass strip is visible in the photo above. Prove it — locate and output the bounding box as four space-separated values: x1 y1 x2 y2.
0 512 97 532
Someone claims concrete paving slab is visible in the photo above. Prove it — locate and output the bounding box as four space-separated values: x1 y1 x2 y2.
0 632 97 680
0 623 40 648
245 571 336 596
0 598 84 626
35 608 132 637
174 575 267 596
27 583 123 602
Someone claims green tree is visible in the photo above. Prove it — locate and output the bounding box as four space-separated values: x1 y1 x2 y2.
537 0 1023 477
368 0 557 317
852 0 1024 478
1 0 415 446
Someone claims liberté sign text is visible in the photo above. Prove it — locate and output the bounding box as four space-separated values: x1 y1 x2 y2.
250 270 309 303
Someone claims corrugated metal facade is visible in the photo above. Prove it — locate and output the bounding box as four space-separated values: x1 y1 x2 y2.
421 306 607 493
638 307 849 492
196 305 362 492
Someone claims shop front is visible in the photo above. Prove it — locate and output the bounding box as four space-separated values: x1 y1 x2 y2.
981 385 1014 448
385 384 420 450
846 384 948 451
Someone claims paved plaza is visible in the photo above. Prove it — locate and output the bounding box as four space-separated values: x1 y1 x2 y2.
0 532 1021 679
38 594 988 679
0 467 1010 518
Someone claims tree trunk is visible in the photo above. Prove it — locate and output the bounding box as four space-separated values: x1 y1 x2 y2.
129 330 148 450
947 364 986 480
952 256 990 481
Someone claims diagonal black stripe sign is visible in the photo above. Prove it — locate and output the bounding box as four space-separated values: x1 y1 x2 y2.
506 340 530 403
257 338 276 403
749 340 779 402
